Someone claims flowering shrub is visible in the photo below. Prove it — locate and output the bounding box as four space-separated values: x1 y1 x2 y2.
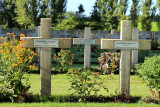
135 55 160 99
68 68 108 102
151 40 159 50
53 49 74 73
98 52 120 74
0 33 37 100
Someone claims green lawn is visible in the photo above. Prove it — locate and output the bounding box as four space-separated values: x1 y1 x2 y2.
0 102 159 107
117 22 159 31
138 22 159 31
28 74 151 97
0 64 159 106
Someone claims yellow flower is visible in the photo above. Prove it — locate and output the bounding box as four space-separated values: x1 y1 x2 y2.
3 42 9 46
12 63 18 66
6 32 13 35
27 49 30 52
20 33 25 37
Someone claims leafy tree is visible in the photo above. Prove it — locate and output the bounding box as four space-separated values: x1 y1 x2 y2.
50 0 67 26
130 0 140 28
55 12 78 30
39 0 50 18
76 4 85 16
90 3 101 23
15 0 31 29
0 0 17 28
119 0 129 20
156 0 160 30
139 0 155 31
96 0 119 31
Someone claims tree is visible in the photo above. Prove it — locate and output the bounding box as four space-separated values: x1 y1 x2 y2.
50 0 67 25
90 2 101 23
55 12 78 30
119 0 129 20
139 0 155 31
76 4 85 16
96 0 119 31
39 0 50 18
130 0 140 28
156 0 160 30
15 0 32 30
0 0 17 28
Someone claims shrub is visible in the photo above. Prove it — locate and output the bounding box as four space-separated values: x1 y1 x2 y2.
53 49 74 73
151 40 159 50
138 50 149 63
98 52 120 74
0 33 37 101
135 55 160 99
68 68 109 102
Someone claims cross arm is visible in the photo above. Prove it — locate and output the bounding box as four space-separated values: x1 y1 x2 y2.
20 37 71 48
73 38 101 45
101 39 151 50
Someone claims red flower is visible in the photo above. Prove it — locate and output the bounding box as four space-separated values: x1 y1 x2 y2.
68 61 71 63
91 46 96 52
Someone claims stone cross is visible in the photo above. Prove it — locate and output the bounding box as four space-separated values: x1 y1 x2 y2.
73 27 101 68
20 18 71 96
111 29 117 36
132 28 139 68
101 20 151 95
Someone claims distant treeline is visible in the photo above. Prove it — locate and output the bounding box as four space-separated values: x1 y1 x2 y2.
0 0 159 31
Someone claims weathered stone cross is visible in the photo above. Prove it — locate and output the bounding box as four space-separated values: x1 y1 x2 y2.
73 27 101 68
101 20 151 95
20 18 71 96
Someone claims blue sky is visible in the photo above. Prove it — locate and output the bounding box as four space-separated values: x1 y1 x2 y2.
66 0 157 16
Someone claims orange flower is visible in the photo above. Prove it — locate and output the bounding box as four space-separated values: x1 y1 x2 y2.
13 34 17 37
31 51 36 56
68 61 71 63
29 64 36 69
20 33 25 37
28 56 32 59
2 37 8 39
20 40 26 44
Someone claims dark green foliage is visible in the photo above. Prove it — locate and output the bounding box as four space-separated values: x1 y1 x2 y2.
0 88 13 102
51 0 67 25
96 0 119 31
151 40 159 50
53 49 74 73
98 52 120 74
119 0 129 20
76 4 85 16
139 0 155 31
138 50 149 63
130 0 140 28
135 55 160 98
0 0 17 28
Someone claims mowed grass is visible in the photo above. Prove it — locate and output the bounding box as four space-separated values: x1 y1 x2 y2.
138 22 159 31
0 102 159 107
28 73 151 97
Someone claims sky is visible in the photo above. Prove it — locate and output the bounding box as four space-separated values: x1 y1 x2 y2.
66 0 157 16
